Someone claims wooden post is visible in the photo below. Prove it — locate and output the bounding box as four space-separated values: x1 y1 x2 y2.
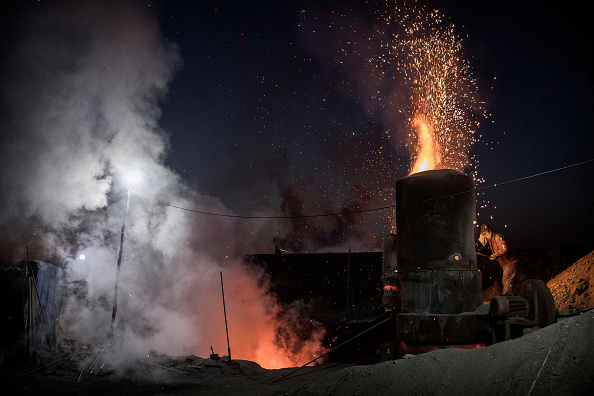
109 188 131 339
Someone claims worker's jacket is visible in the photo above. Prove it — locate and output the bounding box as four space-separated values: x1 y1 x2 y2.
489 232 519 268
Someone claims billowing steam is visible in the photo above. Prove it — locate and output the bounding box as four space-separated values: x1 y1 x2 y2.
0 1 325 369
0 0 485 369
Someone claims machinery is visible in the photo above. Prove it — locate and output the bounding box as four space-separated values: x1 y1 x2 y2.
382 169 557 353
489 279 556 342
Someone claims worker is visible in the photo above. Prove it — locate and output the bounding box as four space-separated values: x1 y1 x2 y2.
478 224 519 295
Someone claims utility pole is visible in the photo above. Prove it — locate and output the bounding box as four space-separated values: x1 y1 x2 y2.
108 188 131 339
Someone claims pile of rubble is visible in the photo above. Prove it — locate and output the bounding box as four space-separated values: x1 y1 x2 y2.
480 247 594 306
547 250 594 311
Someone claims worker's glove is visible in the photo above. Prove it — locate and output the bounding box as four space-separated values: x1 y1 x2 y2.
489 254 496 261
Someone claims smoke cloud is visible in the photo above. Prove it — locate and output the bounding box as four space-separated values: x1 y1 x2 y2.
192 2 405 251
0 0 325 368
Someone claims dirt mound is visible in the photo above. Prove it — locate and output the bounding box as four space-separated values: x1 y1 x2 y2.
297 310 594 396
547 250 594 311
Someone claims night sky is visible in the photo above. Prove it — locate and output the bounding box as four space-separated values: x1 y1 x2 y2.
2 0 593 251
157 1 593 249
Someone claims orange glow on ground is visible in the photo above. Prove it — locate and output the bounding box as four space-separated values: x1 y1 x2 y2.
188 263 327 369
402 342 486 355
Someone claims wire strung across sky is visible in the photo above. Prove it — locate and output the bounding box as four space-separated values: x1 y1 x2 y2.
131 158 594 219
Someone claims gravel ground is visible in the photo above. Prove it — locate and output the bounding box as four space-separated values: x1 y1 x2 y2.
2 308 592 395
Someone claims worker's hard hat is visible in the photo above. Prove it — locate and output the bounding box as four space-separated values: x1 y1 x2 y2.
480 224 491 234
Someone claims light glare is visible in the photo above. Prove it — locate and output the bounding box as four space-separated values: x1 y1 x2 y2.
123 170 143 186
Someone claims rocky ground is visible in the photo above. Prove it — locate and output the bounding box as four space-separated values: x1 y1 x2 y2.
3 249 593 395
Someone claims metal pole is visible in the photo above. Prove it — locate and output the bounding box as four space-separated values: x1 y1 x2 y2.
346 249 351 321
109 188 131 339
25 246 36 367
136 359 190 375
24 351 86 376
220 271 232 361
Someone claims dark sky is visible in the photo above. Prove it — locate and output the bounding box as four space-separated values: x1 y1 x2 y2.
155 1 594 249
1 0 593 251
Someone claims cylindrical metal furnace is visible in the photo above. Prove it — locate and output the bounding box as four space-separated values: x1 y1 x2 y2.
394 169 485 347
396 169 476 274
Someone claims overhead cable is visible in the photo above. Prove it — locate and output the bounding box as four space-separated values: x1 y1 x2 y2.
131 158 594 219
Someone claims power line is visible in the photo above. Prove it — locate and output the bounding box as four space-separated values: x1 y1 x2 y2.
474 158 594 192
131 158 594 220
131 190 392 219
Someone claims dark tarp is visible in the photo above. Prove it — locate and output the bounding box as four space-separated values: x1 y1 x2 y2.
0 261 63 352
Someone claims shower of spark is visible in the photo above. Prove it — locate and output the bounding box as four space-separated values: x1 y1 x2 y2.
299 1 487 237
375 1 485 175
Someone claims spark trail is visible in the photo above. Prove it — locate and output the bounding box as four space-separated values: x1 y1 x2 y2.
374 1 486 175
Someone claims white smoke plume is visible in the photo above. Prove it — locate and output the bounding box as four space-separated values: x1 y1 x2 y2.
0 0 325 368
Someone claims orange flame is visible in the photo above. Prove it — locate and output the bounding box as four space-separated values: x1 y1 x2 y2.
410 114 441 174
